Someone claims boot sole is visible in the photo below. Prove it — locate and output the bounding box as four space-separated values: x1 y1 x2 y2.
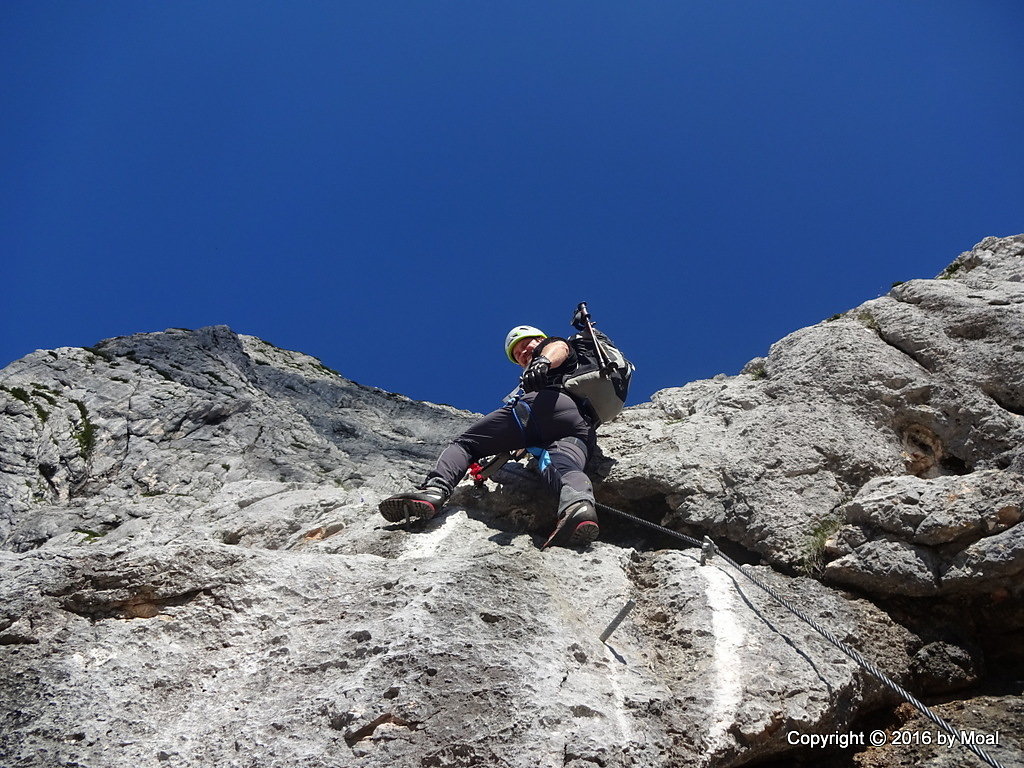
379 498 436 523
568 521 600 547
543 516 600 549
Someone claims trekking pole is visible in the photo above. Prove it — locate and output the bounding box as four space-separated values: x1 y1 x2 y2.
573 302 615 375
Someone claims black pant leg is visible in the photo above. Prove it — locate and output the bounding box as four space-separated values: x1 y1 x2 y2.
541 436 594 513
423 390 595 505
529 391 596 511
425 405 527 489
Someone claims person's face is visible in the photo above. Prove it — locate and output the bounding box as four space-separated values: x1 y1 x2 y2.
512 337 543 367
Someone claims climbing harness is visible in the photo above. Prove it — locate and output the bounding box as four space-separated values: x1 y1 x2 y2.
473 459 1009 768
510 397 532 436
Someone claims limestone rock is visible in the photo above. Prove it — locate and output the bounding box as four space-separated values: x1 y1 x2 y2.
599 236 1024 605
0 326 474 552
852 696 1024 768
0 325 917 767
3 235 1024 768
0 509 915 768
910 641 982 695
823 473 1023 596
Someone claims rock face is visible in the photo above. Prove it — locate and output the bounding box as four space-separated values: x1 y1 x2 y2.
1 236 1023 768
0 326 473 552
601 235 1024 602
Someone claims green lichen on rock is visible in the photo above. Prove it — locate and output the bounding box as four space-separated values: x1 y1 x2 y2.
312 360 341 378
855 310 879 331
32 387 59 406
5 386 31 404
2 386 50 422
81 345 115 363
72 528 106 544
71 400 97 459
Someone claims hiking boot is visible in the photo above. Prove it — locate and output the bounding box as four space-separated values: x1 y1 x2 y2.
379 483 451 523
543 500 600 548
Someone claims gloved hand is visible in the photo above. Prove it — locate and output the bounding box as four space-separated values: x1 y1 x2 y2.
521 355 552 392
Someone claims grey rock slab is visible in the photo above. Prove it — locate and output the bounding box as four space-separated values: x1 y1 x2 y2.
941 233 1024 285
0 508 914 768
823 537 943 597
910 641 983 695
912 475 1021 546
942 521 1024 592
623 549 914 768
600 343 911 570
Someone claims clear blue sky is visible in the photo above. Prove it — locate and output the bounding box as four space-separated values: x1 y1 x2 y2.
4 2 1022 414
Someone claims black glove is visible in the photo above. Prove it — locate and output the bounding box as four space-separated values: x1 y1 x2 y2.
521 355 552 392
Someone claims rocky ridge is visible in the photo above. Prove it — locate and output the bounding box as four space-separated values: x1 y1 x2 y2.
1 236 1023 767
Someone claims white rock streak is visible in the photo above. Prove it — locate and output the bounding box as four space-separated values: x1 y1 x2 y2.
397 513 459 560
606 648 636 745
701 564 746 761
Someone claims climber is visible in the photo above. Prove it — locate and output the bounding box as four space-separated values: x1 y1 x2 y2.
378 323 601 548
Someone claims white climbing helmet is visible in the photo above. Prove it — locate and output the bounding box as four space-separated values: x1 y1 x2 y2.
504 325 547 363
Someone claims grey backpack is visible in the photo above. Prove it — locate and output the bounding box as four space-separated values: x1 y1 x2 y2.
562 328 635 424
